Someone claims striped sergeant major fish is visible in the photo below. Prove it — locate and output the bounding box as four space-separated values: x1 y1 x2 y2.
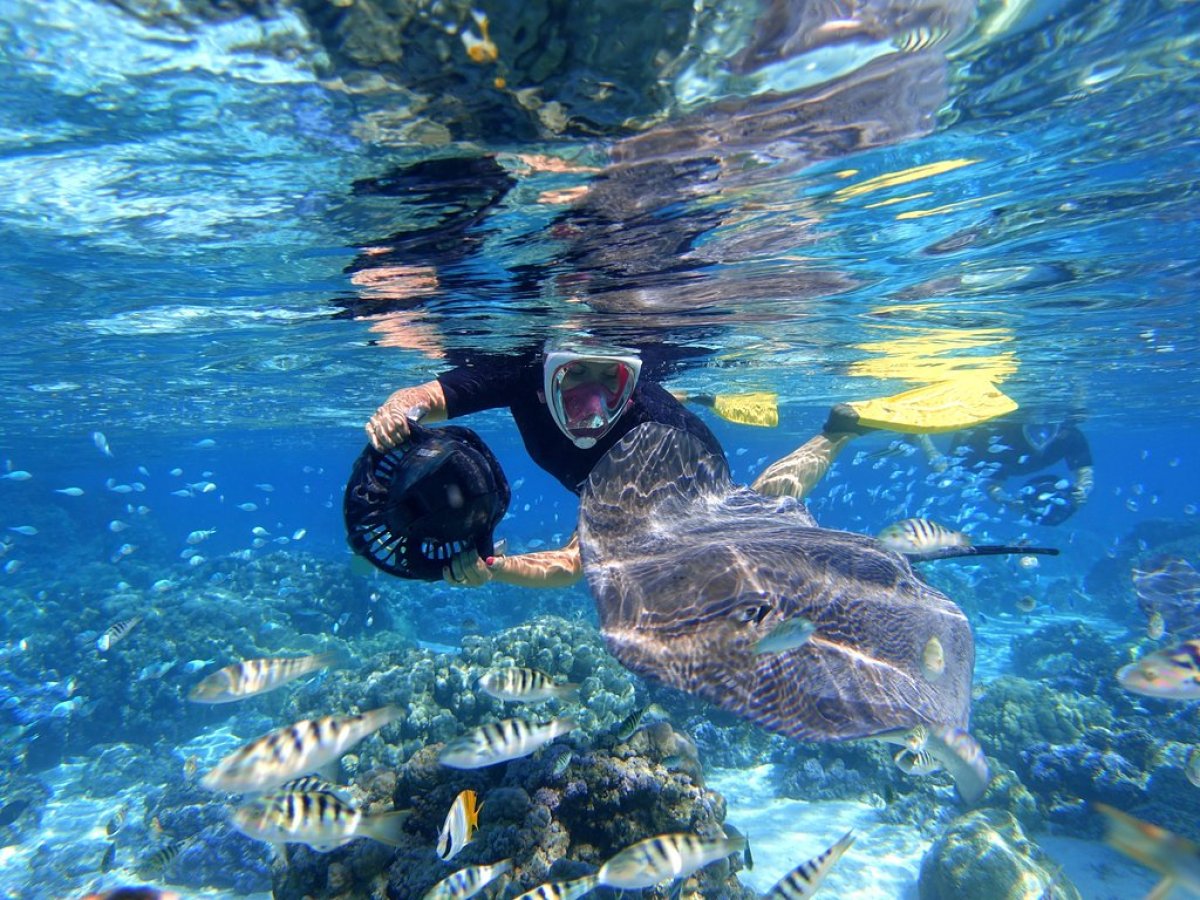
871 724 991 803
764 830 856 899
97 615 142 652
439 717 576 769
477 667 580 703
188 650 350 703
278 774 355 804
1117 639 1200 700
422 859 513 900
140 838 183 873
202 705 402 793
231 789 410 852
876 517 1059 562
512 874 598 900
597 831 747 889
1096 802 1200 899
893 747 942 776
437 789 480 861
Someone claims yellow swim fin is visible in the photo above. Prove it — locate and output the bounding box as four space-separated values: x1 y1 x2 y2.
672 391 779 428
845 377 1017 434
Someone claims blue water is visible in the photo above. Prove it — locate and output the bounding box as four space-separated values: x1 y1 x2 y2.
1 0 1199 897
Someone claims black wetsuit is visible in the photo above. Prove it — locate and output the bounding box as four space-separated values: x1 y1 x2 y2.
437 352 725 494
950 422 1092 478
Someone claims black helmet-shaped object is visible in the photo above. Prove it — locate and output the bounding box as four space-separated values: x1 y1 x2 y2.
344 423 510 580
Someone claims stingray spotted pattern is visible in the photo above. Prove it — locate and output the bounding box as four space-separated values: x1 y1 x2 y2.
578 423 974 742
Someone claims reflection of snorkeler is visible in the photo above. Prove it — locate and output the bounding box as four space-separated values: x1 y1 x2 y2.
364 338 867 589
917 417 1095 525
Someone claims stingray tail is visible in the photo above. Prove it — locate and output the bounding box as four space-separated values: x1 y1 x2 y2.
908 545 1060 561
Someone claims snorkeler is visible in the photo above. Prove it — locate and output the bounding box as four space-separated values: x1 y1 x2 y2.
363 337 725 588
359 334 933 588
917 415 1094 525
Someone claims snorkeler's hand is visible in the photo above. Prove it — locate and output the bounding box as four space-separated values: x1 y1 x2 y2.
366 394 422 451
443 549 493 588
366 380 449 451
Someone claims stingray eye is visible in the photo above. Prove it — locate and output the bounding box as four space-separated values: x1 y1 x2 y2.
735 602 772 625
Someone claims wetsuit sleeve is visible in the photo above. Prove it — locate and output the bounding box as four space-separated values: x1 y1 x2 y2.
437 355 534 418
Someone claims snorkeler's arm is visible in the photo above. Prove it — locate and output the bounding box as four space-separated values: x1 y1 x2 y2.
366 379 447 450
442 535 583 589
1062 427 1094 505
489 534 583 588
1071 465 1094 505
752 433 856 501
916 434 950 473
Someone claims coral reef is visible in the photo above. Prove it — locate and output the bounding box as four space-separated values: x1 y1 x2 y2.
274 738 753 899
1007 621 1131 700
917 809 1081 900
972 675 1114 766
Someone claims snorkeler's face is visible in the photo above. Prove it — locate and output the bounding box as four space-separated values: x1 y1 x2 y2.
544 352 641 448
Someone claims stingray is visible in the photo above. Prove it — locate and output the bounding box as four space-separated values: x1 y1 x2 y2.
1133 555 1200 636
578 423 976 747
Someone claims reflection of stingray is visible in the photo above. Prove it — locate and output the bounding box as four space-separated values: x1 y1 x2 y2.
1134 556 1200 635
579 423 973 741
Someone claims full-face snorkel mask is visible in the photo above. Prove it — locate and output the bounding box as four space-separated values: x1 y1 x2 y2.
543 339 642 448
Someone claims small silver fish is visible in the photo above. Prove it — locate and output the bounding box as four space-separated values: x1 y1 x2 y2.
137 660 175 681
93 432 114 457
598 832 747 889
763 830 856 899
439 717 576 769
55 487 84 497
754 617 816 655
97 615 142 652
423 859 513 900
436 789 480 861
9 526 37 536
186 528 216 545
0 471 32 481
477 667 580 703
232 790 409 852
188 651 348 703
202 706 403 793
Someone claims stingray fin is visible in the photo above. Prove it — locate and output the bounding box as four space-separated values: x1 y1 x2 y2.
582 423 732 519
846 377 1017 434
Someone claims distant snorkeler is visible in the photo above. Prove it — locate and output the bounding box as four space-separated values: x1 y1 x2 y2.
918 412 1094 525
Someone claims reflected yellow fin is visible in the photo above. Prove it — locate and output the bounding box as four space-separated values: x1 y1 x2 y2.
673 390 779 427
846 377 1017 434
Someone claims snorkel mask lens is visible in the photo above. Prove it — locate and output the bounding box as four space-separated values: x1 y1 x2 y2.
544 348 641 448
